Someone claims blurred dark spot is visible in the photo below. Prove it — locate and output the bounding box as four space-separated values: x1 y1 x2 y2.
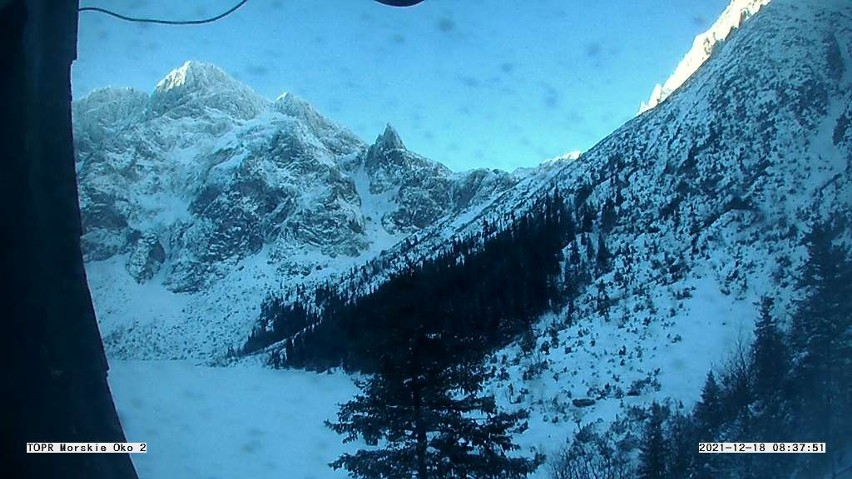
424 130 435 140
313 35 326 45
602 46 619 64
564 109 584 123
600 110 620 123
246 64 269 76
270 0 284 8
542 83 559 109
520 136 532 146
241 440 261 453
456 105 472 115
436 17 455 33
585 42 602 57
391 33 406 44
692 16 708 27
500 62 514 74
96 29 109 40
499 86 517 96
194 6 208 18
458 75 480 88
145 42 159 52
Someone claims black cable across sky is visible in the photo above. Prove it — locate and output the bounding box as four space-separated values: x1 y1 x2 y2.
78 0 249 25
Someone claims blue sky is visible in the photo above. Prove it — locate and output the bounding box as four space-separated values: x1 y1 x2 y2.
74 0 729 171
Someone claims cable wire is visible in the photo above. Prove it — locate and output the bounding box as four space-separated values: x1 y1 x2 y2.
78 0 248 25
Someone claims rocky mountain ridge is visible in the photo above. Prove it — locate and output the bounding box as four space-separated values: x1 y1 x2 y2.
73 62 516 356
639 0 772 113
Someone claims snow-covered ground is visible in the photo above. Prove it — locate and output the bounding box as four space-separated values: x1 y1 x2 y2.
108 360 360 479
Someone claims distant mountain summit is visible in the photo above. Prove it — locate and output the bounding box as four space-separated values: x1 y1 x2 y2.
149 61 267 120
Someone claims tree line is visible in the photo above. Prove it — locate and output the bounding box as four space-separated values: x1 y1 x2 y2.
242 189 595 373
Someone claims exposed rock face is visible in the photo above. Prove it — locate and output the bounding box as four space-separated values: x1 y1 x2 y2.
360 125 454 233
126 233 166 282
452 167 518 212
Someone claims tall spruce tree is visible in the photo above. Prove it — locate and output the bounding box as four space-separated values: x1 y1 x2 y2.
741 297 797 478
787 226 852 475
693 372 723 437
638 402 667 479
692 373 723 478
751 296 788 400
326 327 542 479
666 407 696 479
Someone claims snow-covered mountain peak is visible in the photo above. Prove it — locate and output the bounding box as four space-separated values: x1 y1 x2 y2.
273 92 364 155
154 61 237 94
274 92 321 119
363 123 425 175
149 60 268 120
375 124 406 152
639 0 771 113
72 87 149 145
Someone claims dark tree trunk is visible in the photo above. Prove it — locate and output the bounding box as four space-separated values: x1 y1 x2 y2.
1 1 138 478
